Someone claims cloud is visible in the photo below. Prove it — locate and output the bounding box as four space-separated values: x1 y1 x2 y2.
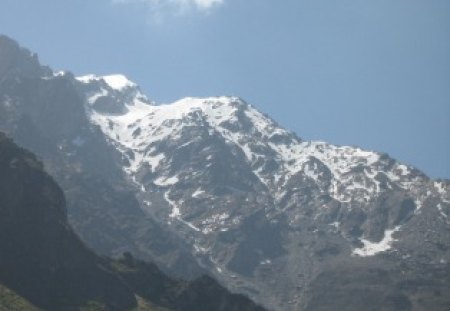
193 0 223 10
113 0 224 15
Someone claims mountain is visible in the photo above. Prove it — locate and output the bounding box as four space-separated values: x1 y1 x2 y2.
0 131 136 310
0 131 265 311
0 35 203 280
1 35 449 310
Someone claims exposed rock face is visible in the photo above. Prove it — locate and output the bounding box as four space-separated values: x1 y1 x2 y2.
1 35 449 310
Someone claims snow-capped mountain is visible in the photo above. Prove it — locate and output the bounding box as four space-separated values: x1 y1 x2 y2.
1 36 449 310
76 73 448 241
74 73 450 309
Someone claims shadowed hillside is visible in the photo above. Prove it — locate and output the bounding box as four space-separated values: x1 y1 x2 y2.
0 132 265 311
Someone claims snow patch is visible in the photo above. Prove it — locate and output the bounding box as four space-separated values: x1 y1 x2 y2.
434 181 450 203
154 175 179 186
86 88 108 105
437 204 448 219
193 244 209 254
76 74 137 91
165 191 181 218
192 188 205 198
414 198 423 214
164 191 201 232
397 164 410 176
103 74 137 91
260 259 272 265
330 221 340 229
201 213 230 234
353 226 401 257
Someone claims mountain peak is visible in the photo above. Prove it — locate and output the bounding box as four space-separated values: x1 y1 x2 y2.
0 34 49 79
103 74 137 90
75 73 152 116
76 73 138 91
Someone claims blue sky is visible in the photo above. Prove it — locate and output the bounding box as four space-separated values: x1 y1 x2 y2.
1 0 449 178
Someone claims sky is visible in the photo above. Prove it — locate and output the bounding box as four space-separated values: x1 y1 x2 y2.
0 0 449 179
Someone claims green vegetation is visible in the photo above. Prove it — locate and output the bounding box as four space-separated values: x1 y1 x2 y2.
0 286 170 311
79 301 107 311
131 296 172 311
0 284 41 311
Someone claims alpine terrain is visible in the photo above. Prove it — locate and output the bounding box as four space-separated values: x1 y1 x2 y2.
1 35 449 310
0 131 266 311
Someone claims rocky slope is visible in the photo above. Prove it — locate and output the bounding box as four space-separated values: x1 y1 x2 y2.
75 73 450 310
1 35 449 310
0 131 266 311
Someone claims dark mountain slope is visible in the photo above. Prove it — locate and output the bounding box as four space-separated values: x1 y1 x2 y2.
0 132 266 310
0 132 136 310
112 254 266 311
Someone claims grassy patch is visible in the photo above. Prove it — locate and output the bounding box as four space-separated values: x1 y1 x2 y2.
0 284 41 311
128 296 171 311
79 301 107 311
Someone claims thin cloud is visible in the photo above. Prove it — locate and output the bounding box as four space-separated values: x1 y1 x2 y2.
113 0 224 15
190 0 224 10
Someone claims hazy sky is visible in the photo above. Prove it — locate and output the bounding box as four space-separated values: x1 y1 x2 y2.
1 0 449 178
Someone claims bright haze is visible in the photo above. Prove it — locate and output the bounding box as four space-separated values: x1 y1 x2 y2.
0 0 449 178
